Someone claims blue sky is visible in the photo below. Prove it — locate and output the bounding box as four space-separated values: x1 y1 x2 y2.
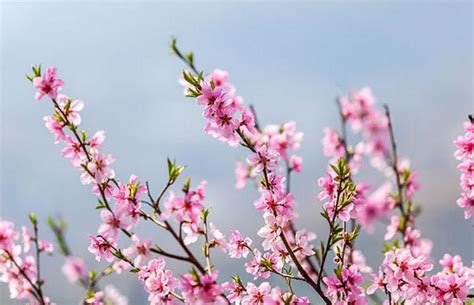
1 1 472 303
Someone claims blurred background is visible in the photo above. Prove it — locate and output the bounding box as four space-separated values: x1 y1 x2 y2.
1 1 472 303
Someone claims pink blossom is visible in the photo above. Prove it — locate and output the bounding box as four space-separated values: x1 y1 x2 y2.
88 235 116 263
317 173 336 201
357 182 392 229
38 240 54 254
162 182 205 222
209 223 226 252
209 69 235 93
322 195 354 222
181 271 225 304
21 226 33 253
254 190 294 220
81 152 115 184
104 285 128 305
61 136 85 167
112 260 130 274
98 208 129 240
222 278 246 304
323 265 368 305
62 256 86 283
457 192 474 219
43 116 65 144
56 94 84 126
139 258 178 304
242 282 272 305
228 230 252 259
33 66 63 100
89 130 106 153
196 271 224 303
439 254 463 274
435 274 469 303
454 121 474 160
257 213 283 251
240 107 257 135
294 230 316 256
0 220 18 252
85 291 104 305
351 250 372 273
196 82 228 109
289 155 303 173
367 271 385 295
247 145 279 175
321 128 344 157
235 161 250 189
263 121 303 160
264 173 286 195
245 249 280 280
181 220 201 245
124 234 152 267
384 215 400 240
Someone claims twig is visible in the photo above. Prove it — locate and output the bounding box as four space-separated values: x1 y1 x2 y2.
384 105 408 240
31 220 46 305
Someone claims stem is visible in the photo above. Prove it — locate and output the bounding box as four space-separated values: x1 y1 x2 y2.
86 264 113 293
50 97 213 292
249 104 262 133
47 92 230 302
32 221 46 305
203 217 212 275
317 171 346 288
150 248 192 262
335 98 351 163
267 267 305 282
171 39 199 75
5 251 43 303
384 105 408 241
340 221 348 266
147 178 207 275
336 98 355 264
169 290 185 303
285 159 321 277
235 129 330 304
172 45 326 303
285 159 291 194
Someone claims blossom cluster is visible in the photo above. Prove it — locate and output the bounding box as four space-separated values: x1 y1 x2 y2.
0 217 54 305
26 64 230 304
181 66 322 302
0 41 472 305
223 277 310 305
368 250 473 304
454 118 474 219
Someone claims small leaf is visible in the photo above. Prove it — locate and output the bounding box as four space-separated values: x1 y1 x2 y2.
28 213 38 226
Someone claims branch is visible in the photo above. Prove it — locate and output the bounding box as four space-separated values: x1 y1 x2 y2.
384 105 409 241
30 216 46 305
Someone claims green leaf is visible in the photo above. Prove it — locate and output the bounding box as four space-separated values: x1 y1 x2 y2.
169 36 178 54
185 52 194 65
32 64 42 77
201 208 210 222
28 213 38 226
329 164 340 176
89 270 97 282
182 177 191 193
96 200 106 210
167 158 185 183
